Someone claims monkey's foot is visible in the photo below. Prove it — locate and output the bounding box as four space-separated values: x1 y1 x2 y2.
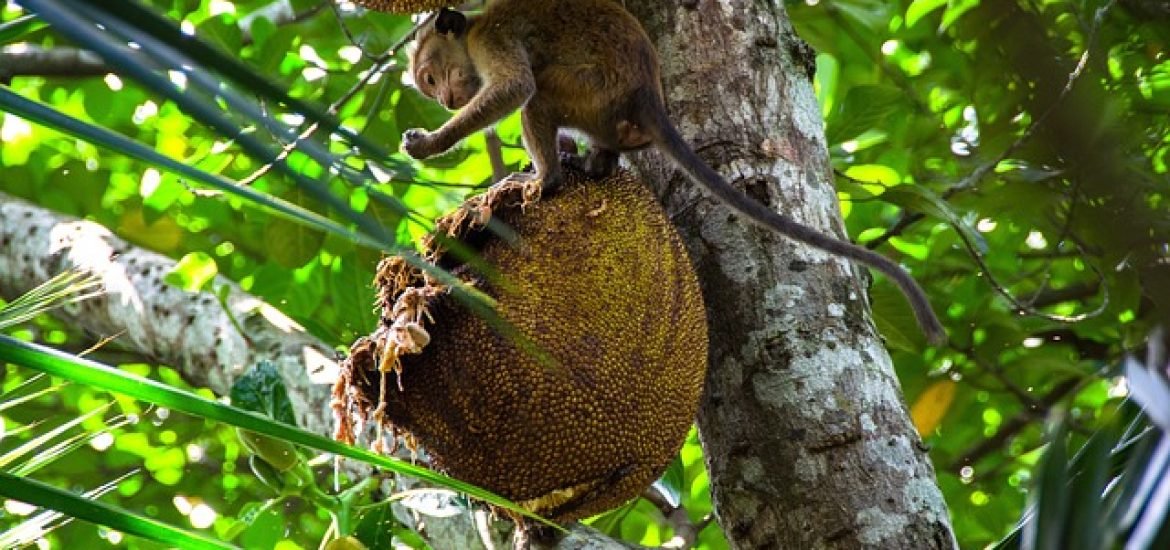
495 172 544 207
425 175 543 255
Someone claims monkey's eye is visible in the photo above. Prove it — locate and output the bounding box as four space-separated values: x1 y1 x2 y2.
425 74 436 87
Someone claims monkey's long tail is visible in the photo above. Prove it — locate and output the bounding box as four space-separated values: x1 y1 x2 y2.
637 91 946 345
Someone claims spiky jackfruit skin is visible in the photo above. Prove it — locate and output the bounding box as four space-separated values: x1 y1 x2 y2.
345 0 459 13
350 168 707 522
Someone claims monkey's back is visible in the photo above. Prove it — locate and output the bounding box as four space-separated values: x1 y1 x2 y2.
473 0 663 139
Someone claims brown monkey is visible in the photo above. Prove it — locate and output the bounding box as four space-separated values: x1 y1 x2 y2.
401 1 946 344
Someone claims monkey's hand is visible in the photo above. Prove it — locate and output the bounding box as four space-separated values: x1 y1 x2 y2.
401 129 443 159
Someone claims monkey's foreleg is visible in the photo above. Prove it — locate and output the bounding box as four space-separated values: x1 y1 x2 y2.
519 100 565 192
402 74 536 159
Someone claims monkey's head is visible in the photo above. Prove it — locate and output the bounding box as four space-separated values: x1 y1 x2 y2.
409 8 481 110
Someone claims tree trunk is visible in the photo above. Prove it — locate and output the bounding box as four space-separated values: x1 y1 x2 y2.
623 2 956 548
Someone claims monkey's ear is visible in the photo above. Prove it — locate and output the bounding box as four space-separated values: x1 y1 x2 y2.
434 8 468 37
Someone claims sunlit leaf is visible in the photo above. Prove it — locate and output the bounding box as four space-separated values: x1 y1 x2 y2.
165 252 220 292
911 379 956 435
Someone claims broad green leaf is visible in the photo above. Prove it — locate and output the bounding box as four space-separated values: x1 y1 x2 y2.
165 252 220 291
869 282 929 353
827 86 905 145
881 185 988 253
229 361 297 426
659 456 686 507
906 0 947 28
844 164 901 186
940 0 980 31
265 216 325 269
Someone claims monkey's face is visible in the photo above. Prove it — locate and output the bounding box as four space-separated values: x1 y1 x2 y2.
409 30 481 111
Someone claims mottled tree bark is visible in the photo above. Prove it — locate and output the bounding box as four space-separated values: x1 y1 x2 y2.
0 192 341 436
623 2 955 548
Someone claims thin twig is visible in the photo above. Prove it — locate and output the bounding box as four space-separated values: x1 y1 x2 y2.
948 377 1081 473
483 128 508 183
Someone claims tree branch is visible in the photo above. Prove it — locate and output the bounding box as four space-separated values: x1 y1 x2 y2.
0 45 108 81
0 192 625 549
0 0 325 82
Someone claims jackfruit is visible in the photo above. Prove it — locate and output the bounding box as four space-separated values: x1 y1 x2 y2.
344 0 459 13
333 167 708 523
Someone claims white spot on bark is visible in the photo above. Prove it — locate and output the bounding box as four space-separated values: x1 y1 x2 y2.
793 454 825 483
905 477 947 515
856 505 910 545
865 434 917 476
739 456 766 484
858 413 877 433
792 79 827 150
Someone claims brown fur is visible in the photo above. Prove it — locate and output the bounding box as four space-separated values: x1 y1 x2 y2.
402 0 946 344
404 0 657 184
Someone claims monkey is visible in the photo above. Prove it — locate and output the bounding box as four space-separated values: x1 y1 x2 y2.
399 0 946 345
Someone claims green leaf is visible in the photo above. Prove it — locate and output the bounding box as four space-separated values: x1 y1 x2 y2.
881 185 987 253
0 471 237 550
830 0 889 31
19 0 394 245
0 87 381 251
0 335 556 529
236 502 285 549
653 456 686 509
229 361 297 426
1028 413 1071 550
0 14 48 44
869 283 927 353
0 270 101 330
264 216 325 269
827 86 905 145
165 253 220 292
69 0 411 171
354 503 406 549
905 0 947 28
834 177 880 200
844 164 901 186
395 89 454 147
940 0 980 31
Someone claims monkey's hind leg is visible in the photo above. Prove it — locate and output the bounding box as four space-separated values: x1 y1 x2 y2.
560 144 619 180
580 147 620 179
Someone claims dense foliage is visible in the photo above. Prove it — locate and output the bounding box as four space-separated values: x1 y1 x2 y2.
791 0 1169 545
0 0 1167 548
